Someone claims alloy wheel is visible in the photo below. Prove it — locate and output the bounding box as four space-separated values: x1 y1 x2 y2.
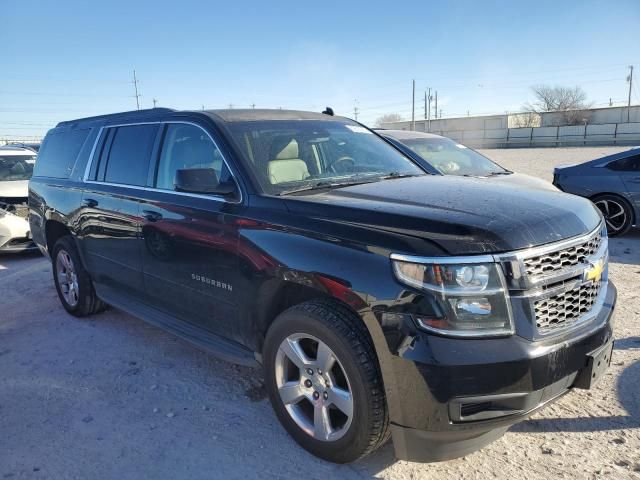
56 249 79 307
595 199 627 234
274 333 354 442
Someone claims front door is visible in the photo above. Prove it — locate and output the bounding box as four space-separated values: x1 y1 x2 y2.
138 122 241 339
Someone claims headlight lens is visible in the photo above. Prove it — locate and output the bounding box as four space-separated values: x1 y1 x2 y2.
391 255 514 337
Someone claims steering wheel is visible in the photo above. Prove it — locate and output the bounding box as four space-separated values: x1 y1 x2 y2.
329 156 356 173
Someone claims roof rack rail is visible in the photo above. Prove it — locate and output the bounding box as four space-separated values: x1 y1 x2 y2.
56 107 175 127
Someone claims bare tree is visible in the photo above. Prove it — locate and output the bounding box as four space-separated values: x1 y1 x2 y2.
525 85 592 126
375 113 403 127
509 112 541 128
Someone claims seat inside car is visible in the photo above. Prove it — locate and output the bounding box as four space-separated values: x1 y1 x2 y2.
268 138 309 184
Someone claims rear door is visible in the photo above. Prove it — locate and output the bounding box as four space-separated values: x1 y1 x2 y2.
607 154 640 213
618 155 640 209
78 123 160 295
137 121 241 339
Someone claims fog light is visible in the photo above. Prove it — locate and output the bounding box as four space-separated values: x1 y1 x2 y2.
451 297 492 316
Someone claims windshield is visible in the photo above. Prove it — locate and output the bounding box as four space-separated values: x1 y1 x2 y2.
226 120 424 195
401 137 507 177
0 154 36 181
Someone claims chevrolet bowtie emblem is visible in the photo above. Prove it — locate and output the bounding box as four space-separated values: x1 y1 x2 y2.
584 258 605 283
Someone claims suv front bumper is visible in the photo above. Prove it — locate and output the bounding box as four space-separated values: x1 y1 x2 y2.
387 281 616 462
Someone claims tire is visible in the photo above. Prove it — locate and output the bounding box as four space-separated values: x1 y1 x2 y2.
52 236 106 317
592 194 633 237
263 299 389 463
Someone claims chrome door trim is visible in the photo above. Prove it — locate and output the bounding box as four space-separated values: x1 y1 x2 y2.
82 120 244 205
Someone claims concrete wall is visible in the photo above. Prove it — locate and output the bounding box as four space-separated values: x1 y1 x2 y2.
541 106 640 126
380 119 640 148
380 105 640 148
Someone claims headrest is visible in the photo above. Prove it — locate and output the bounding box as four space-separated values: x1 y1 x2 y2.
273 139 299 160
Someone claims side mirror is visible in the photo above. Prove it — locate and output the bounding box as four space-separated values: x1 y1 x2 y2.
174 168 238 197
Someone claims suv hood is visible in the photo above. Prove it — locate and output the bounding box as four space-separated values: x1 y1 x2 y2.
284 176 601 255
0 180 29 198
482 172 558 191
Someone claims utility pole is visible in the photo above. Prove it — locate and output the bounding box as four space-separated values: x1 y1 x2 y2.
228 103 234 109
411 79 415 131
152 98 158 108
609 98 613 107
132 69 141 110
202 105 205 111
627 65 634 123
427 87 432 132
440 109 443 119
251 103 256 109
424 91 427 119
353 99 359 121
434 91 438 119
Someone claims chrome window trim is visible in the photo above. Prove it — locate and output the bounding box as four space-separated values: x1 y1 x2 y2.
82 120 243 204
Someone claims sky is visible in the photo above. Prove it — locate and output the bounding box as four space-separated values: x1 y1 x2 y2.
2 0 639 138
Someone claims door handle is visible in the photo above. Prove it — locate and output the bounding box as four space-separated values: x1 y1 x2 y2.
83 198 98 208
142 210 163 222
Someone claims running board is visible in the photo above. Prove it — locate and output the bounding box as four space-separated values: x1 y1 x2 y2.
95 284 258 367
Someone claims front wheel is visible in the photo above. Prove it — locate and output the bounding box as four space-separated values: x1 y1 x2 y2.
592 194 633 236
263 300 389 463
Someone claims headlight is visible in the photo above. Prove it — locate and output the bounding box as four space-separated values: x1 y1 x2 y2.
391 254 514 337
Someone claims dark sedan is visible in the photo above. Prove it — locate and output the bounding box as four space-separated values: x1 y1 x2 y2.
554 148 639 236
377 129 556 191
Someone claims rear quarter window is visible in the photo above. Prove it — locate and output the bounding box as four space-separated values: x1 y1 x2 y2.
34 128 91 179
606 155 640 172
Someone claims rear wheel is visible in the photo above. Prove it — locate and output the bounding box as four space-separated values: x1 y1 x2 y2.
592 194 633 236
263 300 389 463
52 236 106 316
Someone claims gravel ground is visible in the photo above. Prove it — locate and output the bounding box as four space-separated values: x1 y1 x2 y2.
1 147 639 479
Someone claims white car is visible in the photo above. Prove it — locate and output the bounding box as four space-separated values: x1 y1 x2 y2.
0 146 37 252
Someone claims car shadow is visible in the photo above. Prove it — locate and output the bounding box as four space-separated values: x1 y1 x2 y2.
0 250 46 281
614 337 640 351
608 228 640 266
512 359 640 434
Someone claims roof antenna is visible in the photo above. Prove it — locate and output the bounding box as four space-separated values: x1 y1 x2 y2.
322 107 334 116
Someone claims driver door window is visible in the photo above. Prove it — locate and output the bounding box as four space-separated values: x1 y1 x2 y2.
155 123 225 190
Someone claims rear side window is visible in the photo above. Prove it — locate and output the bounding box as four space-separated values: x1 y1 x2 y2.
606 155 640 172
34 128 90 178
102 124 157 186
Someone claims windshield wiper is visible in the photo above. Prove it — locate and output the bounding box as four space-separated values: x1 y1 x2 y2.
379 171 421 180
276 179 379 196
487 170 513 176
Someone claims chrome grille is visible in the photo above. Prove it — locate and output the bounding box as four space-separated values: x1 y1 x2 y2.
534 280 601 333
523 231 602 278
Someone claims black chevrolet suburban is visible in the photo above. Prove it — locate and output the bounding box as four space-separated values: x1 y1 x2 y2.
29 108 616 463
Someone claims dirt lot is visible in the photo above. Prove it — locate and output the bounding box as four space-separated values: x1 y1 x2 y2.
1 147 639 479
